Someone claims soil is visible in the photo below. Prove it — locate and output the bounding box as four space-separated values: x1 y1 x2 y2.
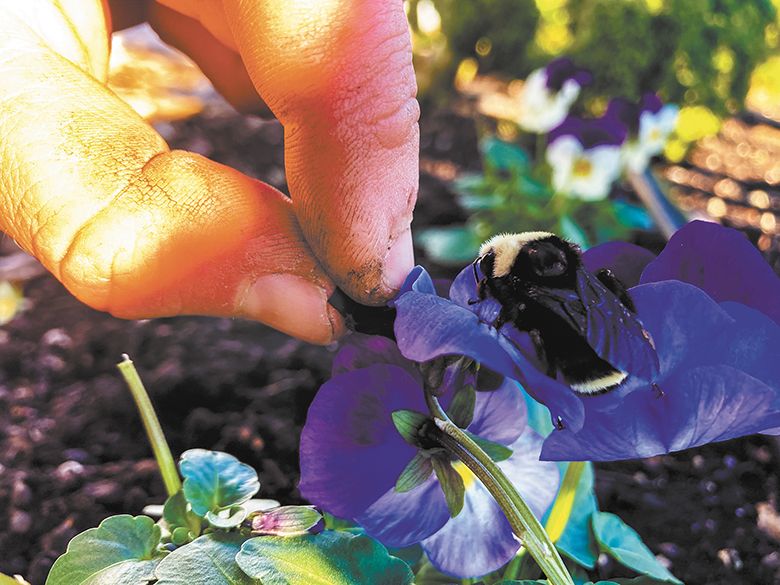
1 105 779 585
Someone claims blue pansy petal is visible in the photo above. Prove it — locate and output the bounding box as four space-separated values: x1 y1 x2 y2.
357 476 450 548
394 265 437 298
582 241 656 288
422 429 558 577
332 333 417 378
299 364 425 519
468 378 527 445
630 281 735 374
716 302 780 390
394 291 585 430
541 365 780 462
421 479 517 578
641 220 780 324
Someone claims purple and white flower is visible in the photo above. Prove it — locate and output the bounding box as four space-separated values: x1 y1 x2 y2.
546 116 627 200
516 57 591 133
606 94 679 173
299 334 559 578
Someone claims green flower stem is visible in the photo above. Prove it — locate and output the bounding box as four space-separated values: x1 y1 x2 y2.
545 461 586 542
117 354 181 497
425 393 573 585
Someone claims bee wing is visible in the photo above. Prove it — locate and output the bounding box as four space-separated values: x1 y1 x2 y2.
527 271 659 380
575 269 659 379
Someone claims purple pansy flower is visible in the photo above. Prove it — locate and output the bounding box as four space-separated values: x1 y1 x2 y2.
299 334 559 578
605 93 678 173
392 266 588 431
542 221 780 461
546 115 627 200
517 57 592 134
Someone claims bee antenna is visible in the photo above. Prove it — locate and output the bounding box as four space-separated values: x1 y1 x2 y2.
472 257 481 284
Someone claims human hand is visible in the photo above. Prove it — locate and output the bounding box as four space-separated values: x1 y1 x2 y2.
0 0 419 344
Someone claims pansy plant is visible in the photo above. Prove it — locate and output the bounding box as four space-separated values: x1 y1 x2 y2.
311 220 777 583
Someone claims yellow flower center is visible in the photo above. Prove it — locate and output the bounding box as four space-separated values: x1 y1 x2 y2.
572 157 592 177
452 460 478 490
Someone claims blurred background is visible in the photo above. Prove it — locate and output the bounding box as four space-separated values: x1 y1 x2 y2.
1 2 780 583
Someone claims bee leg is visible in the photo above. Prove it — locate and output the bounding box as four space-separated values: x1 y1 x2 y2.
467 278 488 305
595 268 635 312
491 305 516 330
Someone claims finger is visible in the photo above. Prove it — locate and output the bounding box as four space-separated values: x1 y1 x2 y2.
0 3 344 343
148 2 271 115
222 0 419 305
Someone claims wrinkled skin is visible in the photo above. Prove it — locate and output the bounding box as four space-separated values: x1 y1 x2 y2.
0 0 419 344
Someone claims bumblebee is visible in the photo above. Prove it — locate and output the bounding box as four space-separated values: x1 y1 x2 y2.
472 232 656 394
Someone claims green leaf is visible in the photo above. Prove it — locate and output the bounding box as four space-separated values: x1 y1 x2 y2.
612 200 654 230
559 215 590 249
464 431 513 462
415 226 482 266
431 458 465 518
251 506 324 537
154 533 256 584
391 410 428 446
446 384 476 428
163 490 202 536
46 515 165 585
206 506 249 529
592 512 682 584
179 449 260 517
481 137 531 173
171 527 192 546
553 463 599 569
236 531 414 585
395 452 434 493
413 560 458 584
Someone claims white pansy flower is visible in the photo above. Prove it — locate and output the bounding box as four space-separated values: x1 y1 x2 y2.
547 137 623 201
516 58 591 134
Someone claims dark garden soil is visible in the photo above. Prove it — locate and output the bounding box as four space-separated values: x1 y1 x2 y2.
1 105 779 585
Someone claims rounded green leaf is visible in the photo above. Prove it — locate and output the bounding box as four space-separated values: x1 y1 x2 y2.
46 515 165 585
206 506 248 529
236 531 413 585
592 512 682 584
154 534 258 584
180 449 260 517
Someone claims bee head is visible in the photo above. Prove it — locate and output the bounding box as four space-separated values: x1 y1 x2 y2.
477 232 581 284
516 236 581 284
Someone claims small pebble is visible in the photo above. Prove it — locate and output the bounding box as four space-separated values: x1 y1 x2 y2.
10 510 32 534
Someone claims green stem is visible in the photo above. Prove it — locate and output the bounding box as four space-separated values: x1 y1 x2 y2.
117 354 181 497
502 547 528 580
425 394 573 585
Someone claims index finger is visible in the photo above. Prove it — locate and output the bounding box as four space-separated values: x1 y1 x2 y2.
221 0 419 305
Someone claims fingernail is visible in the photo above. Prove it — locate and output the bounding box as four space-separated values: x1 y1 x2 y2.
240 274 344 344
382 228 414 292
